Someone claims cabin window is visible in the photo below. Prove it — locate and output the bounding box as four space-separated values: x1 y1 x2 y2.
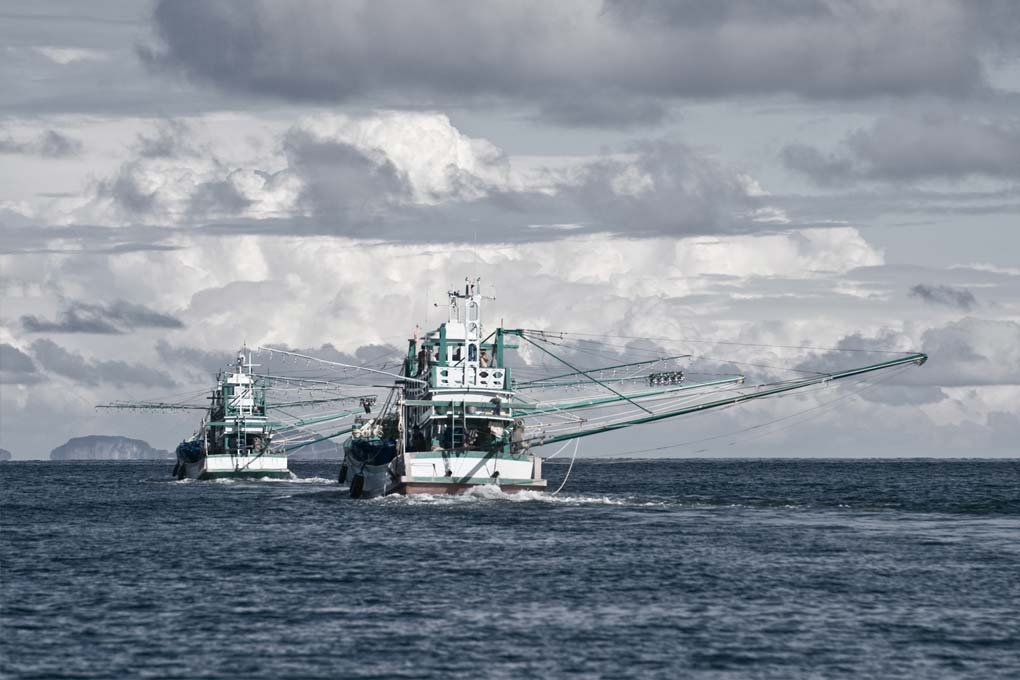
467 301 479 322
468 343 477 362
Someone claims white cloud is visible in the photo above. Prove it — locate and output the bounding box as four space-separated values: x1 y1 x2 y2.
292 112 513 202
4 225 1017 457
32 47 108 65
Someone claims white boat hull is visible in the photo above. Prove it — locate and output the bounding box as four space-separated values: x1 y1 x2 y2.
177 453 289 480
341 450 546 497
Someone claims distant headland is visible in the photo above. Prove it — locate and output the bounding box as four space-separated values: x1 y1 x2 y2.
50 435 172 461
0 448 11 462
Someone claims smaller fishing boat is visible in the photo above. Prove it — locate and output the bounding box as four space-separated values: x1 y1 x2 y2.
98 347 370 481
172 350 287 480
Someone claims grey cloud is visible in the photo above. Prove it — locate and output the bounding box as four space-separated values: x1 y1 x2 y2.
0 116 798 247
0 129 83 157
909 284 977 310
784 114 1020 184
181 131 759 241
564 141 756 236
22 308 122 334
774 184 1020 229
0 343 44 384
157 340 404 385
143 1 1014 126
803 319 1020 392
136 119 197 159
30 339 176 387
858 384 948 407
187 177 253 217
156 341 236 379
781 145 855 187
97 160 158 216
22 300 184 334
0 222 185 256
914 318 1020 387
538 94 672 129
259 343 404 373
282 129 410 218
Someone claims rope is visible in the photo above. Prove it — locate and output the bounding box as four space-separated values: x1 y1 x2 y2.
552 437 580 495
543 440 573 460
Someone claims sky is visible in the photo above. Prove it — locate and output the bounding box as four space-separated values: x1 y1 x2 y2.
1 0 1018 459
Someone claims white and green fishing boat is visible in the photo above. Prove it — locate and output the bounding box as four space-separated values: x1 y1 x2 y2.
171 350 287 480
338 280 544 497
98 347 371 481
332 279 929 498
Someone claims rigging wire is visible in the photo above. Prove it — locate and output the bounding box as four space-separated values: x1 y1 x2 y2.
529 329 917 355
605 365 911 457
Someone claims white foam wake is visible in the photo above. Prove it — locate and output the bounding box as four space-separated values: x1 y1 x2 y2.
372 484 666 507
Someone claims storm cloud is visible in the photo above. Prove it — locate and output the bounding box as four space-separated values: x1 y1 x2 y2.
22 300 184 334
143 1 1018 125
0 129 83 158
30 339 176 387
784 114 1020 184
0 343 43 384
909 284 978 310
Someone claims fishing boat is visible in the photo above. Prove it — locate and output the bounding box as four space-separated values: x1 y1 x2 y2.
330 279 928 498
337 280 543 497
98 347 371 480
170 350 286 480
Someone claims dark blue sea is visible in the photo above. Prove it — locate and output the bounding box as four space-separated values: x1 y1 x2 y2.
2 459 1019 679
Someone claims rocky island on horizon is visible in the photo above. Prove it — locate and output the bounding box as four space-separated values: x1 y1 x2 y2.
50 435 172 461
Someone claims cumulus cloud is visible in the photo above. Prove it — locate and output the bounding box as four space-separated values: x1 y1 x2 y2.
909 284 977 310
63 113 775 242
0 129 82 158
143 1 1017 125
2 227 1017 455
30 339 175 387
21 300 184 334
784 114 1020 184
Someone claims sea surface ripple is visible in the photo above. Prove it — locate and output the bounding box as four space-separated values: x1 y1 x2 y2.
2 459 1019 679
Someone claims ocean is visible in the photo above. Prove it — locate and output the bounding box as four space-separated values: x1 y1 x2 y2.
1 459 1018 679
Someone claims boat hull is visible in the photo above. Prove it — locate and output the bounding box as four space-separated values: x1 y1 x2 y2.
175 451 289 481
340 448 546 497
399 480 545 495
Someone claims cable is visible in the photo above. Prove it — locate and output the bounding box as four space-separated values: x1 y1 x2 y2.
531 329 918 355
552 437 580 495
606 365 910 457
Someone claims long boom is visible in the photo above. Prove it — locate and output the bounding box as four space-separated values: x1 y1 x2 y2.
528 352 927 446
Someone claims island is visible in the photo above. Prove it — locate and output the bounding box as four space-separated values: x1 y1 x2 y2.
50 435 172 461
0 448 11 462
